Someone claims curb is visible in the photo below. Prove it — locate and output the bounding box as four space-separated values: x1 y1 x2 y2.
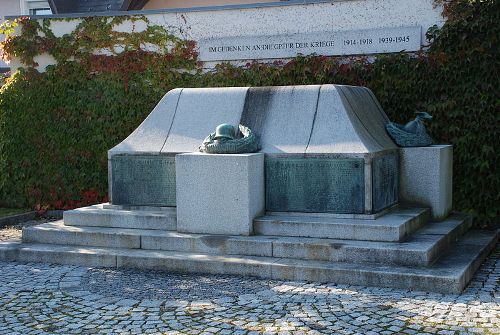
0 212 37 228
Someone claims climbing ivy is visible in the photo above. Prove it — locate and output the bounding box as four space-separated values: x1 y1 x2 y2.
0 16 198 67
0 0 498 227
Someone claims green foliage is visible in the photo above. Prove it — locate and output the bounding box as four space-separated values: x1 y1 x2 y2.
0 1 498 226
0 16 199 68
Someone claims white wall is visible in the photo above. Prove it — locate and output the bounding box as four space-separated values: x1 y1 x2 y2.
0 0 21 17
1 0 52 70
10 0 444 71
0 0 22 69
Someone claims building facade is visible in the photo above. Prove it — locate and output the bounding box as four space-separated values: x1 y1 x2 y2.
47 1 297 14
5 0 444 72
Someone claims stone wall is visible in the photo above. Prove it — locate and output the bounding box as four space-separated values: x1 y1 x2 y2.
7 0 443 71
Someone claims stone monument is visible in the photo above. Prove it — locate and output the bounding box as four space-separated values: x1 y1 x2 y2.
108 85 399 215
1 84 496 294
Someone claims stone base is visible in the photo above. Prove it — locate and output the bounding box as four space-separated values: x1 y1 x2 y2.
2 202 497 293
175 153 265 236
400 145 453 220
1 214 496 294
64 204 177 230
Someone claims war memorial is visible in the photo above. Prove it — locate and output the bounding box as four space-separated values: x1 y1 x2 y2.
0 83 494 294
0 1 497 308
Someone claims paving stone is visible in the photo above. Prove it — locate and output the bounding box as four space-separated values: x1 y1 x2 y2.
0 224 498 335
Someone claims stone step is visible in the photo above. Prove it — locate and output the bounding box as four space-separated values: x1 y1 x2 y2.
271 213 472 266
102 203 175 212
1 229 497 294
23 213 470 266
63 204 176 230
254 207 430 242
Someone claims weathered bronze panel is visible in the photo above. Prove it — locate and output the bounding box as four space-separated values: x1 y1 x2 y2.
372 153 398 212
265 158 365 213
111 155 176 206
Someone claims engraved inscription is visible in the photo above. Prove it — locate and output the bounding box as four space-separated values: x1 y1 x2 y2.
111 155 176 206
199 26 421 61
266 158 365 213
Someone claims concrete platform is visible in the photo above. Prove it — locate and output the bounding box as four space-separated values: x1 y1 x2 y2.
22 213 471 266
254 207 430 242
63 204 176 230
0 229 497 294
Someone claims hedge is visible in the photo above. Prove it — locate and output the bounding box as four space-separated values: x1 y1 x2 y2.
0 0 498 227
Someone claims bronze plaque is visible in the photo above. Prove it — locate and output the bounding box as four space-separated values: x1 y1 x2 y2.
266 158 365 213
111 155 176 206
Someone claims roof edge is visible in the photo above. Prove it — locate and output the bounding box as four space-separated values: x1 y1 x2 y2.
5 0 340 20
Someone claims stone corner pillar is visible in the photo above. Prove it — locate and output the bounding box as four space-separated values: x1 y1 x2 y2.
175 152 265 235
399 144 453 220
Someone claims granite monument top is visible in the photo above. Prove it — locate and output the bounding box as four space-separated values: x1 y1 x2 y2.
109 85 397 158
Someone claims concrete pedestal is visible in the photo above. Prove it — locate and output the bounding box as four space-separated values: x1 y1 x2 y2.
400 145 453 220
176 153 264 235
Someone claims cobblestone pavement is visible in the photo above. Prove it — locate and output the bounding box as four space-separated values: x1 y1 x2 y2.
0 230 498 334
0 217 58 242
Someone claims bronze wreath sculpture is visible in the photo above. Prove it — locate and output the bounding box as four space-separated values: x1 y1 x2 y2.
199 124 261 154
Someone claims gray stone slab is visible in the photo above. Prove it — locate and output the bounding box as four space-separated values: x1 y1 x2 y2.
17 212 468 267
13 243 118 268
0 228 495 294
254 207 430 241
271 237 426 265
336 85 397 151
199 26 422 61
25 221 272 257
400 145 453 220
176 153 264 236
108 88 182 158
270 230 497 294
271 213 471 266
141 232 273 257
266 205 395 219
0 241 23 262
265 157 365 213
307 85 395 154
162 87 248 153
102 203 176 212
111 85 398 157
307 85 366 153
419 213 471 235
410 214 472 265
116 249 275 278
22 221 141 249
240 85 320 153
110 155 176 206
63 204 176 230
